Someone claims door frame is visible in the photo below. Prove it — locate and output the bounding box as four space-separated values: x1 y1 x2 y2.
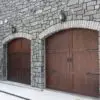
44 28 99 89
7 38 31 84
2 33 33 85
44 39 46 88
40 20 100 92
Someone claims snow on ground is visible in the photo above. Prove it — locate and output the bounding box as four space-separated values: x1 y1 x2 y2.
0 81 99 100
0 92 24 100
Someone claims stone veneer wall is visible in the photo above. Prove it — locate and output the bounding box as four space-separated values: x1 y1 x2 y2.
0 0 100 89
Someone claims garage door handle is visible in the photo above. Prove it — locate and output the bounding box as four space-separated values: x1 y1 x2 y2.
47 69 56 74
67 58 72 62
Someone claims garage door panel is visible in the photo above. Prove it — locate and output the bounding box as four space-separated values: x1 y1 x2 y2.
7 38 31 84
87 73 99 96
73 29 99 96
73 29 98 50
73 52 86 92
46 51 73 91
22 38 30 52
8 39 22 53
46 29 99 97
55 53 72 91
46 30 71 50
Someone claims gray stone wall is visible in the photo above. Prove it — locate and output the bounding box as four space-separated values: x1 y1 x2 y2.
0 0 100 88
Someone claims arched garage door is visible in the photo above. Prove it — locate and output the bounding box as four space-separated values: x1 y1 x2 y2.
46 28 99 96
7 38 31 84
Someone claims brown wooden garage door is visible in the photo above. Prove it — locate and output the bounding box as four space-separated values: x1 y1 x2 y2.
7 38 31 84
46 28 99 97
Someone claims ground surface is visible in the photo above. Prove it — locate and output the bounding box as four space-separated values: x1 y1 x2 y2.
0 81 99 100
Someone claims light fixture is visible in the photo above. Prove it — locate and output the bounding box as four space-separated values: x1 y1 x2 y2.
59 10 66 22
11 25 17 33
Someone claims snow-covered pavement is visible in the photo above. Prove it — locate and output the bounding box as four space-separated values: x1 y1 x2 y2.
0 81 99 100
0 92 25 100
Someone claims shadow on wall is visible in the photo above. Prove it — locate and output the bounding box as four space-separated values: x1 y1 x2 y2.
0 57 3 79
0 58 3 71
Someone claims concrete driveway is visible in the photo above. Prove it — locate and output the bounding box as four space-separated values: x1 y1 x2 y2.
0 81 99 100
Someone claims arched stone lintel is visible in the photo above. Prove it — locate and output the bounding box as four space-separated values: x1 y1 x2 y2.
39 20 100 39
2 33 33 44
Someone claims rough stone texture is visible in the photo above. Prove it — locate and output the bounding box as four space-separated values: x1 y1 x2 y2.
0 0 99 89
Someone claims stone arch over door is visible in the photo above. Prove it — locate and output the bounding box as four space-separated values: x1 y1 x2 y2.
39 20 100 93
2 33 32 44
39 20 100 39
2 33 33 85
